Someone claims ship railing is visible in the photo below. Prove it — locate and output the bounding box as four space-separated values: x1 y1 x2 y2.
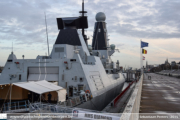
29 96 82 113
2 100 30 113
30 102 71 113
2 96 81 113
58 96 81 107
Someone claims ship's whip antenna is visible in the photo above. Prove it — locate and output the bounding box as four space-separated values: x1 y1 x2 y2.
44 12 50 56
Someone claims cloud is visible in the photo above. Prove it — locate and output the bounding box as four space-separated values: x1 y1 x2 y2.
0 46 19 50
170 58 180 61
0 0 180 45
0 0 180 68
116 43 124 47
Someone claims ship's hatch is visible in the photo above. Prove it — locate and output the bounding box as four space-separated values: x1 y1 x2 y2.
69 86 73 97
28 67 59 81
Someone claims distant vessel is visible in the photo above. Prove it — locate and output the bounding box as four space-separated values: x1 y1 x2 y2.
0 1 125 111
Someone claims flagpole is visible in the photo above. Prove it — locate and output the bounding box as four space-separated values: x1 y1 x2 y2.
141 41 148 75
140 40 142 75
140 40 141 75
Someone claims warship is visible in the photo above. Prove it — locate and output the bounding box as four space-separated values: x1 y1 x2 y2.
0 1 125 111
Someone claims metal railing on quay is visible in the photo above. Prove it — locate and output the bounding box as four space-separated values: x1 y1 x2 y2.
120 74 143 120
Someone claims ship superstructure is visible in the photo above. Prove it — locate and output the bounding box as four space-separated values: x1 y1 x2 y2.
91 12 120 73
0 1 125 111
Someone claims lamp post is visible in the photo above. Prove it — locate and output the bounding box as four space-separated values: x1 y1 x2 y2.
177 64 180 77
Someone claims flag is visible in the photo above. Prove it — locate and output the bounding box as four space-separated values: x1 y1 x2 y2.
143 56 145 60
141 41 149 48
142 49 147 54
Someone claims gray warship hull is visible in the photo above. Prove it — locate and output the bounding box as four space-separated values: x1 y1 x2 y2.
77 82 124 111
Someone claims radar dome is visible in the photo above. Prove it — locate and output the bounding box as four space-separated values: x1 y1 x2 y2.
110 44 115 50
96 12 106 22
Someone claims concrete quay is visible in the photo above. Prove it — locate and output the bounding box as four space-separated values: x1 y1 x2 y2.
140 73 180 113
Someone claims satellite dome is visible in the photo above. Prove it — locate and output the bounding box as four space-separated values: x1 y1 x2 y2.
96 12 106 22
110 44 116 50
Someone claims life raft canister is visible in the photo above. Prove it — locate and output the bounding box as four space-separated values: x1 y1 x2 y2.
85 90 90 93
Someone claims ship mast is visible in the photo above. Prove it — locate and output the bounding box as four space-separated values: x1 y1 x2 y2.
80 0 88 46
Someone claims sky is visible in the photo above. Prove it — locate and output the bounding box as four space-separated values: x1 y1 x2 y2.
0 0 180 69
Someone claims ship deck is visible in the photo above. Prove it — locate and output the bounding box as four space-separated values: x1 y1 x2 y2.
140 73 180 113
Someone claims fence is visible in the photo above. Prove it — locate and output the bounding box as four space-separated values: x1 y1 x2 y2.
58 96 81 107
2 100 30 113
29 96 81 113
2 96 81 113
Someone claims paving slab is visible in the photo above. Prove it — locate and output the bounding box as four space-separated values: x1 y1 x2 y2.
140 73 180 113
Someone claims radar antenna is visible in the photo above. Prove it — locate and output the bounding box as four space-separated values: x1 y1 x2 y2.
12 41 13 53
